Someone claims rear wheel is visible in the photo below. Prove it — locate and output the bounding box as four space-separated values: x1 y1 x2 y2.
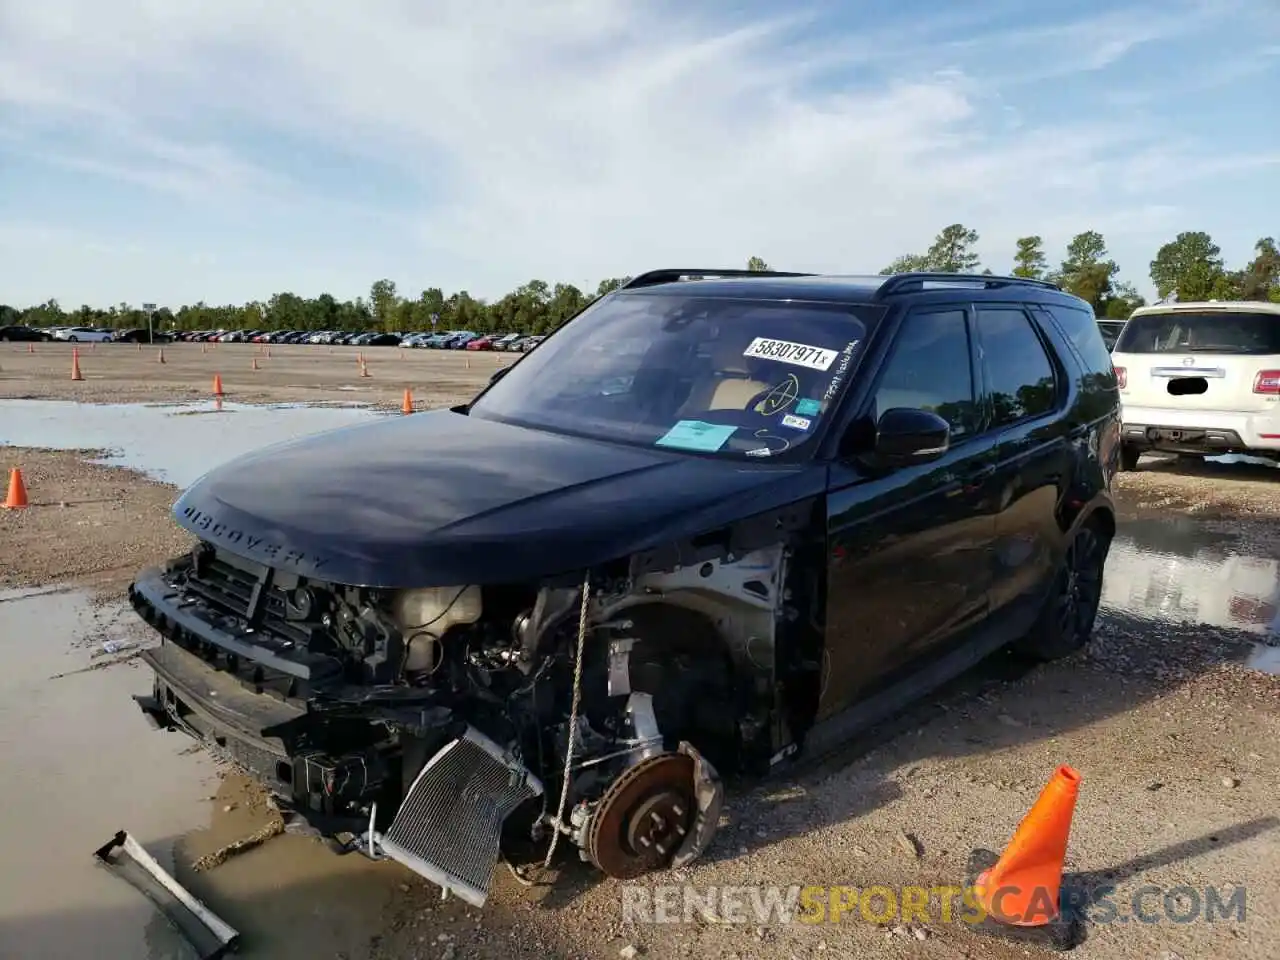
1119 443 1141 471
1012 519 1110 662
68 335 78 342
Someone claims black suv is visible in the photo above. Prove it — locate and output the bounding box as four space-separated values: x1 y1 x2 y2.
127 269 1120 906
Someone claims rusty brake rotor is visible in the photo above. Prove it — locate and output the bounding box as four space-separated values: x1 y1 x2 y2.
585 752 697 880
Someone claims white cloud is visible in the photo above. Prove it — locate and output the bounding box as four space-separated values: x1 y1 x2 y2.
0 0 1274 304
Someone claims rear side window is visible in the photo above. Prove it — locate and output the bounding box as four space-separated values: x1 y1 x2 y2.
1097 321 1126 351
1115 311 1280 355
976 307 1058 427
1041 304 1120 375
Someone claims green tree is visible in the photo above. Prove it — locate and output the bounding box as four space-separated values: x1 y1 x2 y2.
1012 236 1047 278
1102 281 1145 319
1239 237 1279 302
369 278 399 330
878 253 932 275
548 283 588 329
926 224 981 272
1149 231 1225 301
746 256 770 272
595 277 630 298
880 224 980 274
1052 231 1118 313
22 299 64 326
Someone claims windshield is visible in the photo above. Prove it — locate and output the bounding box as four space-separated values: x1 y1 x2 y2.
469 292 873 459
1115 310 1280 355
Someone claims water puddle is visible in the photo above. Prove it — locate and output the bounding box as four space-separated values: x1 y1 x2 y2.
0 587 219 957
1103 517 1279 674
1202 453 1278 468
0 399 387 488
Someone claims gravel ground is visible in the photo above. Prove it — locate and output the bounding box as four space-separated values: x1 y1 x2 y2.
2 360 1278 960
0 447 192 593
0 339 503 409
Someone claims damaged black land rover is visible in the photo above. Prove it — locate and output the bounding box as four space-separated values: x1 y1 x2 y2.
128 269 1120 906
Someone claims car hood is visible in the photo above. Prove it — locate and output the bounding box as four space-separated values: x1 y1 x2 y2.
172 409 823 587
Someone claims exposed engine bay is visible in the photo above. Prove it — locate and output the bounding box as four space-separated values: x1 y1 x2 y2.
129 533 819 906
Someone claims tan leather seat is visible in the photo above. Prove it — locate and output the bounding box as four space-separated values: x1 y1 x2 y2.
709 376 769 409
682 365 769 414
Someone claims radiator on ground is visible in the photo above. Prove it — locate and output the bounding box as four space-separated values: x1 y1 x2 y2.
379 726 544 907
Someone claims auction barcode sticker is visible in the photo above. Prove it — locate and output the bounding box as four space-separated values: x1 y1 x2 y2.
743 337 838 371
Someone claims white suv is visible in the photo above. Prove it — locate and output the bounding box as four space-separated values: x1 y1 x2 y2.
1111 300 1280 470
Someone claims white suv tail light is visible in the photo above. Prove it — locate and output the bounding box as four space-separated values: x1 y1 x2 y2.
1253 370 1280 395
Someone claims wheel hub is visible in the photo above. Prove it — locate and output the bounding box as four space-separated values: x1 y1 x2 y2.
1065 566 1079 601
585 753 698 880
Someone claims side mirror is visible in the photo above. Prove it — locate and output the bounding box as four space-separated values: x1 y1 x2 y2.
874 408 950 467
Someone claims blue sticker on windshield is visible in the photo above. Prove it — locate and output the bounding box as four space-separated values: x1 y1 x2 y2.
656 420 737 452
795 398 821 416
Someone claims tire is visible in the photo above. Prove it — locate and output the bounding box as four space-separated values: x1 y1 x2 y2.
68 336 78 342
1119 443 1141 471
1011 519 1110 662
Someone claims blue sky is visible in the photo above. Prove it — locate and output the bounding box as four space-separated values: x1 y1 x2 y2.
1 0 1276 309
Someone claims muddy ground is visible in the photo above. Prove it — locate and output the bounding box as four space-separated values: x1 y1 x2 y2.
1 350 1278 960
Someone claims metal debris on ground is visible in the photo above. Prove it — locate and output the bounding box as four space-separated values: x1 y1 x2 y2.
93 830 240 960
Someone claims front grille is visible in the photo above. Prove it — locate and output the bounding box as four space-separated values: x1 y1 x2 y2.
380 727 543 907
185 554 312 646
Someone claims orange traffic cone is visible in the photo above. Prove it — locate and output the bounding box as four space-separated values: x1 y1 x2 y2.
212 374 224 396
27 342 34 354
201 343 207 354
3 468 29 509
251 357 259 371
157 348 165 364
265 346 272 359
401 388 414 414
135 341 141 351
70 348 84 381
973 765 1081 928
360 358 371 378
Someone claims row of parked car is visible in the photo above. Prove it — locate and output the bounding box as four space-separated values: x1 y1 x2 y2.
168 328 547 352
0 324 169 343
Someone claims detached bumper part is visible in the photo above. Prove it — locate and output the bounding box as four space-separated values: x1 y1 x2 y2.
377 726 544 907
93 830 240 960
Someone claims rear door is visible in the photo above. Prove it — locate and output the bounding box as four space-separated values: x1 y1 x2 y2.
973 304 1073 621
1112 307 1280 415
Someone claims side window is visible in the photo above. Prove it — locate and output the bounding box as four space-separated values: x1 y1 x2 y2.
873 309 978 439
976 307 1058 428
1044 304 1118 381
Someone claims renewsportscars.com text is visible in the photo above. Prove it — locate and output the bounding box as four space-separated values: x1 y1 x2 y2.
620 883 1248 926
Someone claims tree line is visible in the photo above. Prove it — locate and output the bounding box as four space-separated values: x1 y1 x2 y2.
4 227 1277 335
879 225 1280 318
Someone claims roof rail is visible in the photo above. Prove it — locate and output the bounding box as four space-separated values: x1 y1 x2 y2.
621 268 816 290
875 272 1061 298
